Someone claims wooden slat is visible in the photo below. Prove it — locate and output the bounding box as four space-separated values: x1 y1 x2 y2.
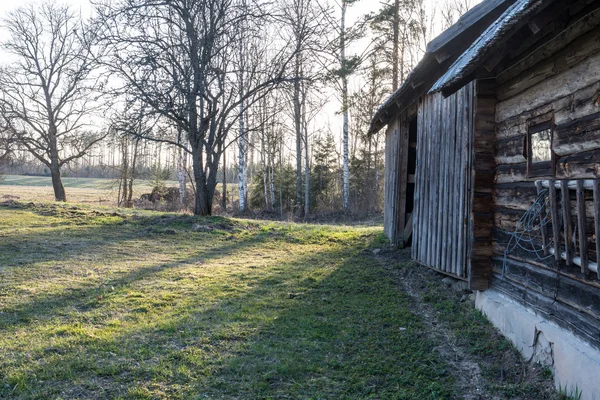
576 180 589 274
397 114 409 246
439 94 447 272
548 180 561 262
535 181 549 254
453 87 465 275
412 102 424 261
422 95 432 264
457 83 469 277
594 180 600 266
427 95 436 267
561 180 573 267
446 92 458 275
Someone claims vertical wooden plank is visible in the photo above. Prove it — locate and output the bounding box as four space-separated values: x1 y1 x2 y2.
548 181 561 261
457 84 469 277
535 181 549 254
412 100 423 260
467 81 476 279
440 95 450 272
594 180 600 268
435 94 445 271
561 180 573 267
421 95 431 264
576 180 589 274
396 114 409 246
453 86 464 275
435 94 443 270
446 93 460 276
427 95 435 267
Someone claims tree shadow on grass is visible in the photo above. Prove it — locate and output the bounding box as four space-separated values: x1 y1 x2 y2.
1 234 454 400
0 223 306 332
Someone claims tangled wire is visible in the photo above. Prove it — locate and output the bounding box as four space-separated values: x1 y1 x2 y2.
502 188 557 277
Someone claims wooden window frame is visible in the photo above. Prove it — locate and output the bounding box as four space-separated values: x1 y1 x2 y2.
527 120 556 178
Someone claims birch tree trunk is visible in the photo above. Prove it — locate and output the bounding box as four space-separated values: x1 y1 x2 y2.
341 1 349 210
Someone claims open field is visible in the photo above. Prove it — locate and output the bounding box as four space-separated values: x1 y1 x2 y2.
0 175 179 205
0 201 563 399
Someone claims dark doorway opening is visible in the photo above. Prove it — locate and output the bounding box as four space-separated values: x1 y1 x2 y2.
405 115 418 247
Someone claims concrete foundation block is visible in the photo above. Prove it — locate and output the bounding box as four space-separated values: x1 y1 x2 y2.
476 289 600 400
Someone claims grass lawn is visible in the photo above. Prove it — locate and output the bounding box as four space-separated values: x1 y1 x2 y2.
0 202 454 399
0 175 179 205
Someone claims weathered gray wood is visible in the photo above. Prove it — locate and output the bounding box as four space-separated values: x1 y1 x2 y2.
447 93 458 275
577 180 589 274
594 180 600 267
440 97 449 271
397 114 410 246
496 51 600 122
412 101 424 261
457 84 470 277
498 11 600 88
561 180 573 267
422 95 432 265
549 181 561 262
536 181 549 254
454 86 465 276
431 94 440 268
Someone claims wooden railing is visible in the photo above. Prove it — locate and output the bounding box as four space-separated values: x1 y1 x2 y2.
536 179 600 275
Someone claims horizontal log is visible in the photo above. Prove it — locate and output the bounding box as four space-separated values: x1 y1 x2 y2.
492 257 600 317
495 163 527 184
469 258 492 291
497 24 600 101
556 149 600 178
491 274 600 350
475 115 496 131
496 51 600 122
494 182 537 210
476 96 498 113
472 192 493 213
495 135 526 165
554 111 600 156
474 153 496 170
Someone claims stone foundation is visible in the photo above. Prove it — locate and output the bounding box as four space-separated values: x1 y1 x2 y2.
476 289 600 400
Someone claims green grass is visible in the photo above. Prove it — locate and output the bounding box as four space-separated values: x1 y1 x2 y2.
2 174 178 190
0 202 453 399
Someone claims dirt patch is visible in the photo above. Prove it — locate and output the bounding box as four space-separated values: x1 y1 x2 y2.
375 248 559 400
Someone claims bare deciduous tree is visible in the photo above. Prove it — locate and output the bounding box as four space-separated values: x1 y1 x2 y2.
95 0 296 216
0 3 106 201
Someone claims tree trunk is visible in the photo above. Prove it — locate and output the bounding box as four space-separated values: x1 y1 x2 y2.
304 110 309 217
341 1 349 210
192 146 211 216
392 0 400 89
50 161 66 202
293 49 304 217
222 148 227 211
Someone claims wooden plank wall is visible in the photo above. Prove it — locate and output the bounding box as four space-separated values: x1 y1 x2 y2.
492 19 600 348
412 83 473 279
383 120 399 241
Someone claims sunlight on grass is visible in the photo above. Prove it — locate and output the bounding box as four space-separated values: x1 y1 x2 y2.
0 202 452 399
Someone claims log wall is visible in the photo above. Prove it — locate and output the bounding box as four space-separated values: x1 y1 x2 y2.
412 83 473 279
492 20 600 348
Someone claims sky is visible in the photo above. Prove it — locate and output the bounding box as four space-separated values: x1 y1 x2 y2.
0 0 479 157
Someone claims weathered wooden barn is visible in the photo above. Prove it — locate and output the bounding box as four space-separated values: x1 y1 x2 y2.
371 0 600 397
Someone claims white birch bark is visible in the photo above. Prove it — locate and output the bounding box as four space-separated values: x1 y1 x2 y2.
341 1 350 210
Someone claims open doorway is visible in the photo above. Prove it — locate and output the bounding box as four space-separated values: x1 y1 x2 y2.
403 115 418 247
